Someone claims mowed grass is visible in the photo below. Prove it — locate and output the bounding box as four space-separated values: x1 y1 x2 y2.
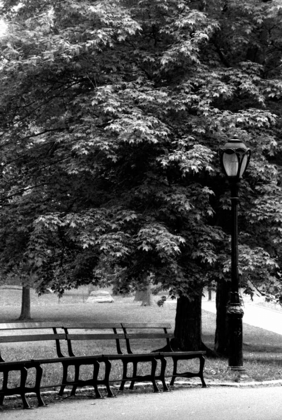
1 286 282 393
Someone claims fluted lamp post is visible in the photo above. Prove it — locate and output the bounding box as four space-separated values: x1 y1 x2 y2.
219 138 251 370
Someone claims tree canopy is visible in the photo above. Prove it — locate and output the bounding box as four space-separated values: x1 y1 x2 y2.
0 0 282 305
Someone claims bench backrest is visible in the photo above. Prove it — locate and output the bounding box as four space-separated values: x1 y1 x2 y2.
0 322 173 359
0 322 125 359
121 323 173 353
0 322 66 361
60 323 124 357
57 323 173 356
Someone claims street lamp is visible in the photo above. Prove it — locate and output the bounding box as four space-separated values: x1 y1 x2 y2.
219 138 251 370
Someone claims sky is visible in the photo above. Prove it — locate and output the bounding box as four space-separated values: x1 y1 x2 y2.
0 19 7 36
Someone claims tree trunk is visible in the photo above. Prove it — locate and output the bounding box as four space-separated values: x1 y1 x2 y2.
208 286 212 301
174 293 202 351
214 280 230 356
18 285 32 320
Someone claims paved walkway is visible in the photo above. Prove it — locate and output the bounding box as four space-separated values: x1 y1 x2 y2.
2 385 282 420
2 296 282 418
202 298 282 335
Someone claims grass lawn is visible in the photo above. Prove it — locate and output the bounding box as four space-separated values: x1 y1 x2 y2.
1 286 282 393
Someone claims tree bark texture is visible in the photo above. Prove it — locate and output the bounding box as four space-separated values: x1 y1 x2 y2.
214 280 230 356
174 293 202 351
18 285 32 320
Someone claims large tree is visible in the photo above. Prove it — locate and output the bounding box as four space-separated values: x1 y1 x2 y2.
0 0 281 351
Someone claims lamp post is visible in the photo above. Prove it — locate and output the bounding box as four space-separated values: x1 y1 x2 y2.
219 138 251 370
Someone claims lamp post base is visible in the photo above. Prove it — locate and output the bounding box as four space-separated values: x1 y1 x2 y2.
227 366 250 383
227 302 244 369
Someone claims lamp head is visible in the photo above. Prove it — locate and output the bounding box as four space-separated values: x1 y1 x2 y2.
219 138 251 180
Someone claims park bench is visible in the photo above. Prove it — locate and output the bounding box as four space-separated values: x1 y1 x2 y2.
118 323 206 392
0 321 206 409
0 322 122 407
0 321 65 408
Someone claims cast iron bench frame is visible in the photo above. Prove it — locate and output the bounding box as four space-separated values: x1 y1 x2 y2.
119 323 206 391
0 321 206 409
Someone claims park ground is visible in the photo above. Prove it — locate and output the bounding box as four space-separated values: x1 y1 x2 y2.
1 285 282 414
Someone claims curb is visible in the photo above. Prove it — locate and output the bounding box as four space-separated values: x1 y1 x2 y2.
206 379 282 388
3 379 282 404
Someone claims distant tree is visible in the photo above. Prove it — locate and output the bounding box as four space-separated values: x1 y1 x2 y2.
18 285 32 321
134 287 153 306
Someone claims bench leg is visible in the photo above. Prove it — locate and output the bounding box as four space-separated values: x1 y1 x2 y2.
34 365 45 406
160 357 169 392
119 360 128 391
0 371 6 406
170 355 207 388
59 362 68 396
93 361 102 399
71 364 80 396
0 368 30 409
151 358 160 393
20 368 30 409
0 370 8 406
129 361 137 390
104 359 114 398
170 357 177 386
199 356 207 388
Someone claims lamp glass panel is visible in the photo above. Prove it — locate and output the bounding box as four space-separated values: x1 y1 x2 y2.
222 152 239 177
238 153 249 178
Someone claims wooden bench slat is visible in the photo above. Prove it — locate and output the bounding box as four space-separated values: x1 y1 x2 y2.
64 323 123 329
124 333 172 339
30 355 105 364
0 334 66 343
159 351 206 356
0 322 172 330
66 333 124 340
122 323 172 329
101 353 158 360
0 322 63 330
65 333 172 340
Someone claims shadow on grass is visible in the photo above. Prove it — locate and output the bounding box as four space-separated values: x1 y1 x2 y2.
244 356 282 364
243 343 282 353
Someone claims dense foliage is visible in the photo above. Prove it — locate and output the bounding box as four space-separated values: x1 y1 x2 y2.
0 0 282 308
